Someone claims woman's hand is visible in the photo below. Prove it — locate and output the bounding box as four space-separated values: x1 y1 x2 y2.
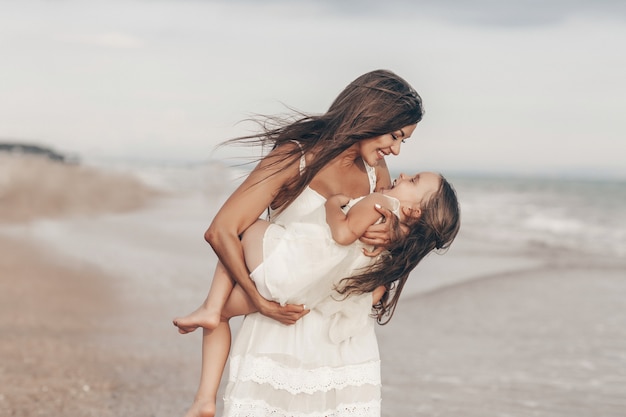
256 297 310 325
359 205 398 252
372 285 387 305
359 204 399 256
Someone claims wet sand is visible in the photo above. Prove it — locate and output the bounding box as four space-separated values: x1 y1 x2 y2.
378 261 626 416
3 225 625 416
0 232 206 417
0 157 203 416
1 157 625 416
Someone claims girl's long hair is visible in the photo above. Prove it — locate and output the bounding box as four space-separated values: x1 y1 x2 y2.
336 176 461 324
223 70 424 212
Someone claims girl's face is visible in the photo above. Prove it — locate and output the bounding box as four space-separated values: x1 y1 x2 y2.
358 123 417 166
388 171 441 207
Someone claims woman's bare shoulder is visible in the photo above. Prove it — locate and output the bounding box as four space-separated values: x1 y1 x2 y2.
253 141 303 175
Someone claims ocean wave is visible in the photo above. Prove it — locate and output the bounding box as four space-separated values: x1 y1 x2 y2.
453 175 626 258
0 154 160 222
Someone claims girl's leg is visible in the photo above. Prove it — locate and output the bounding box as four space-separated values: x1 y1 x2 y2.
173 219 270 334
239 218 269 273
173 262 234 334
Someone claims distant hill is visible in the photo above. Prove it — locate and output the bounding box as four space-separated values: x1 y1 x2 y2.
0 142 77 163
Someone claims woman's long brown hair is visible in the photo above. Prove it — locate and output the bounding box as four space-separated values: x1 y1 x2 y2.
222 69 424 213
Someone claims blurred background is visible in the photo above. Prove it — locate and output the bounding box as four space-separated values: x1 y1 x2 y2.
1 0 625 177
1 1 625 416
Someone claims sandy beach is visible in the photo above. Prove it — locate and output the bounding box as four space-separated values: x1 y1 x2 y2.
1 157 625 416
0 230 214 417
378 262 626 416
0 155 207 416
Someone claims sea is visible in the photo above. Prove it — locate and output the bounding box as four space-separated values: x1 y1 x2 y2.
87 157 626 260
1 154 624 299
447 174 626 259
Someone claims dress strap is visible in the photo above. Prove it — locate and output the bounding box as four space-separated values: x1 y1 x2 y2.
363 160 377 193
290 140 306 175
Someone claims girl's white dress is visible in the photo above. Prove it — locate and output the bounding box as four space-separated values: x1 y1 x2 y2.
223 160 395 417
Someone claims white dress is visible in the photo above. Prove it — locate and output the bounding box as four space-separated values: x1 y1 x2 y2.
223 160 388 417
250 192 401 317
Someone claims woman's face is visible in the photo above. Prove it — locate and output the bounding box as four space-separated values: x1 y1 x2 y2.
358 123 417 166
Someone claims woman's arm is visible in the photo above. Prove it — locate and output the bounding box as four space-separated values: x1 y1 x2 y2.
204 144 308 325
325 193 390 246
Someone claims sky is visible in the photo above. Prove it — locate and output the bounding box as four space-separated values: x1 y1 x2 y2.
1 0 625 178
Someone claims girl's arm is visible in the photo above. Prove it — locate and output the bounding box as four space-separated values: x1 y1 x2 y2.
360 159 395 251
325 193 391 246
205 143 308 325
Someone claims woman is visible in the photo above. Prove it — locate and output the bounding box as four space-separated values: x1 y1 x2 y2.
178 170 460 416
188 69 424 417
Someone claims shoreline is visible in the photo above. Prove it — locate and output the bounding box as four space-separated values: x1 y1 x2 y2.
0 224 626 417
3 226 625 416
377 263 626 416
1 155 625 416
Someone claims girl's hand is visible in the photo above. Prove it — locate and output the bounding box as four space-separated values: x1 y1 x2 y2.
256 297 310 325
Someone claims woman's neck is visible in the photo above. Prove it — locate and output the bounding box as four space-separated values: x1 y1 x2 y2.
335 144 362 168
309 145 369 199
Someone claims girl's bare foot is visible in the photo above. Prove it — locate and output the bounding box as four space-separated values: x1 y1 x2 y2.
184 397 216 417
173 306 220 334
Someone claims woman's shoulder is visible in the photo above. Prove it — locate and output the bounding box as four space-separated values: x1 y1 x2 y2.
270 140 302 156
258 142 303 171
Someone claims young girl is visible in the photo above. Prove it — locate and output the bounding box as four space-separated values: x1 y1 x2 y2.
174 170 460 416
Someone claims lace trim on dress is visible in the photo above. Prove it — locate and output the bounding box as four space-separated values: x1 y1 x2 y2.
224 398 381 417
229 355 381 394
